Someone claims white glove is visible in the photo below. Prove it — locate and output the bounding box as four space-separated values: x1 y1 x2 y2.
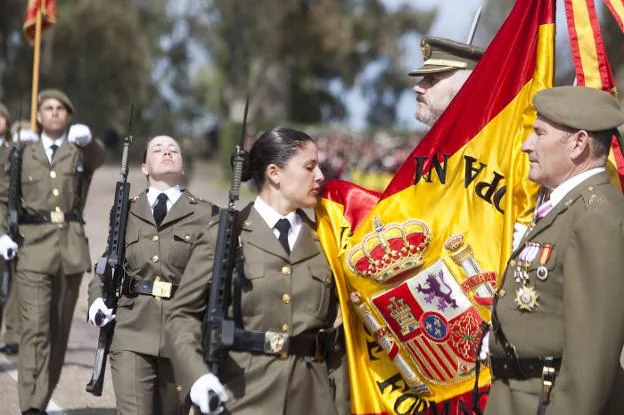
190 373 229 414
512 222 528 251
12 128 39 144
88 297 115 327
479 331 490 361
67 124 92 146
0 234 18 260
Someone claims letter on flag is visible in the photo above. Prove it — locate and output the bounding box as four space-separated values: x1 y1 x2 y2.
24 0 57 42
316 0 555 413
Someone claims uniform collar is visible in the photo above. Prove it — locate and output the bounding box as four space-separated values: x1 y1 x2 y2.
549 167 605 209
41 132 66 149
147 185 182 208
253 195 301 231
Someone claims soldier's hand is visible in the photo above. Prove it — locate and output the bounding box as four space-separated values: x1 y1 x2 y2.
0 234 18 260
512 222 528 251
88 298 115 327
12 128 39 144
190 373 228 414
67 123 92 146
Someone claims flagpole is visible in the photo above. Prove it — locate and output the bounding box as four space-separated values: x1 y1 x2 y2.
30 3 43 130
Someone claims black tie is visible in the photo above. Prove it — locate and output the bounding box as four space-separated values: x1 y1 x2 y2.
275 218 291 255
153 193 168 227
50 144 59 161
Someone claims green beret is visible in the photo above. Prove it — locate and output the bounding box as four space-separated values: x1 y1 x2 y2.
408 37 484 77
533 86 624 131
38 89 74 114
0 102 9 120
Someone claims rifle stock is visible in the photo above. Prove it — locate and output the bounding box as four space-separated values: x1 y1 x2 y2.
86 110 133 396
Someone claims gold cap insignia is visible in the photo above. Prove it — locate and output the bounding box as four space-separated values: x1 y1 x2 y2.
420 39 432 61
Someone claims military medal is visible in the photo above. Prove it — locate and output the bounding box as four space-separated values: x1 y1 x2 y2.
515 286 539 311
536 243 553 281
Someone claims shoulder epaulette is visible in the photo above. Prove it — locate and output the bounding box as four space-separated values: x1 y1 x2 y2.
581 185 608 209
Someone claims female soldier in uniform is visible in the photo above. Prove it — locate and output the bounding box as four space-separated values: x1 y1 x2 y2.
87 135 218 415
166 127 344 414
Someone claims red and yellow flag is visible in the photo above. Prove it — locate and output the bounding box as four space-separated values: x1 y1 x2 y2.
24 0 56 42
605 0 624 33
564 0 624 189
316 0 555 413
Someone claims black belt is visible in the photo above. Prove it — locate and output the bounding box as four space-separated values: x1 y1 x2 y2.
231 327 341 360
20 210 83 224
490 356 561 379
124 278 177 299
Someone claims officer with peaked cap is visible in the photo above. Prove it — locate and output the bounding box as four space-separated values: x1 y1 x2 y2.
0 102 22 356
410 37 483 127
485 86 624 415
0 88 105 414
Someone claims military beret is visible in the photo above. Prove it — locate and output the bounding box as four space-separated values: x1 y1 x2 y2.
408 37 484 77
533 86 624 131
0 102 9 120
38 89 74 114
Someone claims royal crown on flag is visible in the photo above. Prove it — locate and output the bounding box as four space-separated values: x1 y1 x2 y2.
347 216 431 283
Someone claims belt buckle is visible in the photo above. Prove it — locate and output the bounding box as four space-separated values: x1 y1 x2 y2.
264 331 290 355
541 360 556 405
151 278 172 299
50 210 65 224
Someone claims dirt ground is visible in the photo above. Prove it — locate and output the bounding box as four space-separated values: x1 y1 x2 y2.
0 158 252 414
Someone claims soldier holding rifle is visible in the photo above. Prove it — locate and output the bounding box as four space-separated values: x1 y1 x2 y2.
0 89 104 415
166 127 346 415
87 135 218 414
0 101 21 355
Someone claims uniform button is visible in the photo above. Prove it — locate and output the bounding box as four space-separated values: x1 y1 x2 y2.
325 276 331 286
281 294 291 304
55 206 62 212
499 289 506 297
52 188 60 196
281 266 291 276
28 175 33 181
152 235 159 242
176 385 183 392
184 235 191 242
50 171 57 179
152 255 159 263
281 323 289 332
588 186 594 191
509 260 516 267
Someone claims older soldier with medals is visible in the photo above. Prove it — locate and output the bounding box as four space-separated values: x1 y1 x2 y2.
0 89 105 414
485 86 624 415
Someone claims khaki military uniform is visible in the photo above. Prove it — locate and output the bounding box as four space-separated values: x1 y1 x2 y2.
88 190 217 415
167 204 343 415
0 137 105 411
0 139 20 346
487 172 624 415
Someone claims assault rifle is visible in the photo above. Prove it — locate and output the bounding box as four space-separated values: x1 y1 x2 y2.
200 96 249 412
0 108 23 332
86 107 134 396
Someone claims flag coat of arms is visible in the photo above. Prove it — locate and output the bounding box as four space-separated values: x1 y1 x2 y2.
316 0 556 412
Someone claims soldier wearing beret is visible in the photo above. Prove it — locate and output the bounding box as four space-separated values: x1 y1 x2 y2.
0 89 105 414
409 37 483 127
87 135 218 414
485 86 624 415
0 102 21 356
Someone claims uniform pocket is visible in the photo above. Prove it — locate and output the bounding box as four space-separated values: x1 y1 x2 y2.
306 265 332 319
169 231 193 268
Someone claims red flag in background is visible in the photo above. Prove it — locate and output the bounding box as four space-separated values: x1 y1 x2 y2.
564 0 624 189
24 0 56 42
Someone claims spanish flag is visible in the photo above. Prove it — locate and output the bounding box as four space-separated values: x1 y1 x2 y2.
24 0 56 42
316 0 555 413
564 0 624 188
